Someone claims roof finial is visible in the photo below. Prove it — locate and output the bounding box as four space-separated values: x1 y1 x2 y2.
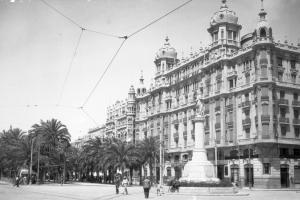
140 70 144 84
258 0 267 20
221 0 228 8
165 36 169 45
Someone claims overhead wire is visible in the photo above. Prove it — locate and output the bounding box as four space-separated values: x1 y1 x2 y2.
39 0 122 39
57 28 84 105
79 107 99 126
127 0 193 38
81 38 127 108
2 0 193 130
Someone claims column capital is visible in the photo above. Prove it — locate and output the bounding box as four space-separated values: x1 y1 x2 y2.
194 114 205 122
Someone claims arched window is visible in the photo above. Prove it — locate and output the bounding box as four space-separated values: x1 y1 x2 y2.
260 28 267 37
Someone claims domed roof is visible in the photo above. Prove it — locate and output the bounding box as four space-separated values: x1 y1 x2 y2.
155 36 177 60
210 0 238 26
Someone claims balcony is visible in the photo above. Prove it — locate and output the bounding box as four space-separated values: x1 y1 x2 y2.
215 106 220 112
172 119 179 124
204 109 209 115
293 118 300 125
191 130 195 139
183 131 187 139
188 114 195 120
278 99 289 106
227 70 237 79
173 132 179 139
261 115 271 123
241 100 251 109
204 126 210 132
242 118 251 127
279 117 289 124
292 100 300 107
261 95 269 101
226 104 233 111
182 117 187 123
215 123 221 129
227 121 234 128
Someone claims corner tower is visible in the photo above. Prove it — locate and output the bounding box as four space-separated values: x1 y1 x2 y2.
207 0 242 56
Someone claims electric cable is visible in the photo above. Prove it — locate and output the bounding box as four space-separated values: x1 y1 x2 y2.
57 28 84 105
81 38 127 107
79 107 99 126
127 0 192 38
39 0 121 39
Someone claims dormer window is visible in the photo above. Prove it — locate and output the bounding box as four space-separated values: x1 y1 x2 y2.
260 28 267 37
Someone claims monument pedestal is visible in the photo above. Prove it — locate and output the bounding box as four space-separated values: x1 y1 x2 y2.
180 114 219 183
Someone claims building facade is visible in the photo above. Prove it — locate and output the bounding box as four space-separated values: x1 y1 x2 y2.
73 125 106 149
132 0 300 188
105 86 136 142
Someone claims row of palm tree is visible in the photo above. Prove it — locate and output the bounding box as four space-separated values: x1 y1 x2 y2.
0 119 71 183
0 118 160 185
76 135 160 184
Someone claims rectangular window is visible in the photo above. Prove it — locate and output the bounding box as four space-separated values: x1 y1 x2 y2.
225 166 229 176
294 109 299 118
277 57 283 66
263 163 271 174
261 66 267 77
280 91 285 99
294 93 298 101
295 127 300 138
227 30 233 40
217 81 222 91
246 74 250 84
233 31 237 41
262 104 268 115
245 128 250 139
216 114 221 123
261 87 268 96
281 126 287 136
291 60 296 69
216 130 221 144
280 148 289 157
229 79 234 88
262 124 269 136
278 72 283 81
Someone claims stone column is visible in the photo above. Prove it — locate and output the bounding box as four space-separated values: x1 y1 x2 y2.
193 114 208 162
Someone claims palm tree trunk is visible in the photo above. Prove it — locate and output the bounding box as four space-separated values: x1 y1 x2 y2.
37 145 40 184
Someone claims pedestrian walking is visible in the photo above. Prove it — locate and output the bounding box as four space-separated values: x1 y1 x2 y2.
114 174 121 194
122 177 129 195
143 177 151 199
15 176 20 187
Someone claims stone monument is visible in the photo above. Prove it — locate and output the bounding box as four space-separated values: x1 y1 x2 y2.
180 99 219 183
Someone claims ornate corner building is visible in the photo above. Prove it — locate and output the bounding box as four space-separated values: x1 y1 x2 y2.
105 0 300 188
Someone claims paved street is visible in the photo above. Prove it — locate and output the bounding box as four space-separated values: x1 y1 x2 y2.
0 182 299 200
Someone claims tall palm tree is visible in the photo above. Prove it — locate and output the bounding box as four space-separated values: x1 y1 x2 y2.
30 119 71 183
136 136 160 182
103 138 136 176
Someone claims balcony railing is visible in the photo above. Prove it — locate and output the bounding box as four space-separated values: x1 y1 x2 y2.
227 121 234 127
293 118 300 125
279 117 289 124
242 118 251 127
215 123 221 129
191 130 195 139
204 109 209 115
278 99 289 106
173 132 179 139
172 119 179 124
227 70 237 79
189 114 195 120
261 95 269 101
183 131 187 139
241 100 251 109
261 115 271 123
226 104 233 110
292 100 300 107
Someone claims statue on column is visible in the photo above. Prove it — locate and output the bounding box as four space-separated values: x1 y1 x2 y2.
197 98 205 117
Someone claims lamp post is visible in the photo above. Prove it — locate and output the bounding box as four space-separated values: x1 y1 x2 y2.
29 138 33 185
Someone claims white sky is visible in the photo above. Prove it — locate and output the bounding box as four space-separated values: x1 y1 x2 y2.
0 0 299 141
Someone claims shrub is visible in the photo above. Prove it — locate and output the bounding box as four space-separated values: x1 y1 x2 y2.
179 179 233 187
